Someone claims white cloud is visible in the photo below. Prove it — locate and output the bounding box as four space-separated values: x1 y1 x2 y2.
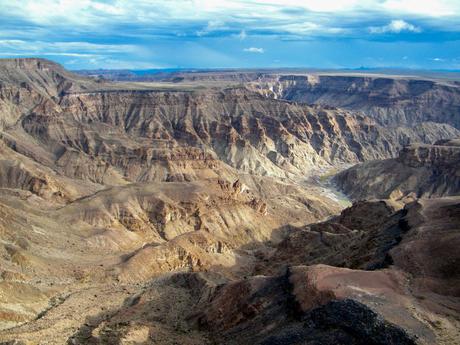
0 39 141 64
0 52 97 57
236 30 247 40
196 20 229 36
0 0 459 69
381 0 460 17
0 40 136 54
0 0 458 42
244 47 265 53
282 22 347 35
3 0 458 21
369 20 421 34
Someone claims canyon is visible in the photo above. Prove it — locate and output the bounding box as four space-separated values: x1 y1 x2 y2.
0 58 459 344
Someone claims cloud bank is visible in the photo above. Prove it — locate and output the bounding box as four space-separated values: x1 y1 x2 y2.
369 20 421 34
244 47 264 53
0 0 459 69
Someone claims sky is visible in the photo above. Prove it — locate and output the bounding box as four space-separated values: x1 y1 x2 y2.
0 0 460 70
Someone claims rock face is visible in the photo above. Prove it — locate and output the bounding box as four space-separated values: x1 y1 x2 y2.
249 74 460 130
0 59 459 345
195 268 421 345
193 197 460 345
256 200 406 274
0 58 103 130
2 60 459 189
334 140 460 200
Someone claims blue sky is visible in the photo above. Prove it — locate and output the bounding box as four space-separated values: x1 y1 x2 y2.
0 0 459 70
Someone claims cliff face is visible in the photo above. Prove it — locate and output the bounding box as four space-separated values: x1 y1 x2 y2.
398 140 460 168
334 140 460 200
0 58 103 129
249 74 460 129
3 75 458 187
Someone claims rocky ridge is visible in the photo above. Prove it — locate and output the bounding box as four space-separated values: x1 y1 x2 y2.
334 139 460 200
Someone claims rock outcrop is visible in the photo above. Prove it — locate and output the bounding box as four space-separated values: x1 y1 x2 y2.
193 197 460 345
334 140 460 200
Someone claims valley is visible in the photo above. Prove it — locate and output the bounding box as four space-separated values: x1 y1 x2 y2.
0 58 459 344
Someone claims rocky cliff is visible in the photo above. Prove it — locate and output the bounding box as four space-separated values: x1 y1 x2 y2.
249 74 460 130
334 140 460 200
2 60 459 189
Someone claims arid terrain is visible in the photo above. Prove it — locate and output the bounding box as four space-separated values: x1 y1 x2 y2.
0 58 459 344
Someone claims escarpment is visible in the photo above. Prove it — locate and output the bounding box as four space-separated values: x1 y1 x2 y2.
334 140 460 200
2 60 458 191
249 74 460 130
